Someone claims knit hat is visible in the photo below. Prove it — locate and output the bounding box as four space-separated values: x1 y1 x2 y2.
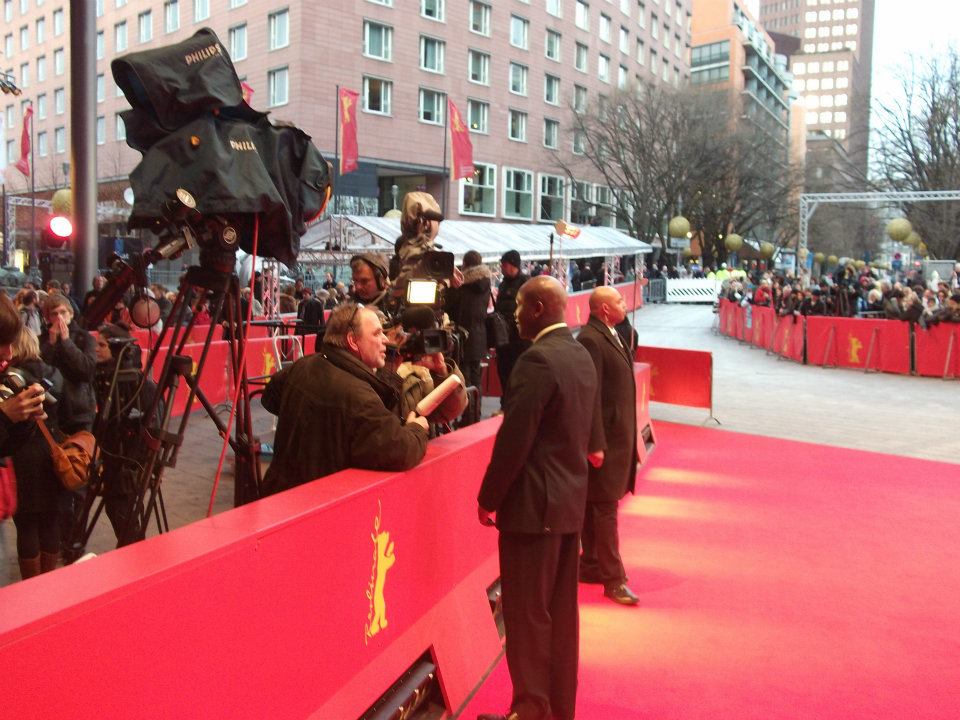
501 250 521 268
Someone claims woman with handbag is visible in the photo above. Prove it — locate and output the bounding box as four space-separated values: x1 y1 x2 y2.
0 302 66 580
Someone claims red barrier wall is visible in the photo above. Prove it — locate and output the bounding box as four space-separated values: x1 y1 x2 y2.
806 316 911 374
772 315 805 362
564 280 642 329
634 345 712 411
0 422 505 719
750 306 776 350
915 323 960 378
634 363 656 465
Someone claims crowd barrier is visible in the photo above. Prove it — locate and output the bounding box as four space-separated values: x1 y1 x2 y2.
0 373 656 718
718 299 957 379
644 278 667 303
634 345 716 423
665 279 722 304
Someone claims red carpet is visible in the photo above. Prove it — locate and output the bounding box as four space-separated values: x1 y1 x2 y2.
458 422 960 719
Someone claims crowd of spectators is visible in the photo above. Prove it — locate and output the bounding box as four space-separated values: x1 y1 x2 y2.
719 262 960 328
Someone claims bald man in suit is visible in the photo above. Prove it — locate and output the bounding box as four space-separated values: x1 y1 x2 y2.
477 276 599 720
577 286 640 605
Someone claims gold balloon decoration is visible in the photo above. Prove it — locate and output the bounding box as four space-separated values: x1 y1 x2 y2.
798 247 809 261
827 254 839 266
724 233 743 252
759 241 775 259
814 252 825 264
51 188 72 215
886 218 912 243
918 242 928 256
854 260 866 270
668 216 691 238
904 231 921 247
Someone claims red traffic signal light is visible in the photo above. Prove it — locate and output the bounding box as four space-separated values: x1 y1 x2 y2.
42 214 73 250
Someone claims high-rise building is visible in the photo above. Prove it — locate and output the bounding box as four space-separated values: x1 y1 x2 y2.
1 0 693 248
758 0 875 176
690 1 795 162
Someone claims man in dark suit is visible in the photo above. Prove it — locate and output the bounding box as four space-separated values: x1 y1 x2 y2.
577 287 640 605
493 250 530 410
296 286 326 353
477 276 599 720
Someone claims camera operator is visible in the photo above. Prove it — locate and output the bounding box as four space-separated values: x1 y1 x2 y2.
0 294 64 580
260 303 429 496
350 253 392 311
91 324 159 546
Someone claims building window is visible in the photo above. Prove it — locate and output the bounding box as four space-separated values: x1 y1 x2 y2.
468 50 489 85
508 109 527 142
467 98 488 133
115 21 127 52
420 36 445 73
54 87 64 114
19 62 28 88
599 14 611 42
229 0 246 7
574 84 587 112
269 9 289 50
573 129 586 154
363 21 392 61
229 24 247 61
618 65 628 88
194 0 209 21
503 168 533 219
461 162 496 216
54 47 64 74
575 1 589 31
139 11 153 43
96 73 105 102
598 54 610 83
116 113 126 141
546 30 561 62
96 31 104 59
543 118 559 150
37 130 47 156
575 42 588 72
164 1 180 34
509 62 528 95
35 17 44 44
53 7 63 36
469 1 490 36
19 25 27 52
636 38 645 64
96 115 105 145
267 66 288 107
510 15 529 49
620 26 629 54
36 92 45 119
54 126 65 153
419 88 444 124
3 34 10 58
544 74 560 105
421 0 443 22
363 76 392 115
539 174 564 221
546 0 562 18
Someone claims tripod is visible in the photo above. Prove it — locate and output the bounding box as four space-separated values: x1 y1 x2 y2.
72 256 262 549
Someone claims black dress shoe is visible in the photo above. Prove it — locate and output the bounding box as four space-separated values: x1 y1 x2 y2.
603 582 640 605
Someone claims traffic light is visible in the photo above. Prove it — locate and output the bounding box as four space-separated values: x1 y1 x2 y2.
41 214 73 250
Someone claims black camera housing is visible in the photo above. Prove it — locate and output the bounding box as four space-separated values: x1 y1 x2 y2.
422 251 455 282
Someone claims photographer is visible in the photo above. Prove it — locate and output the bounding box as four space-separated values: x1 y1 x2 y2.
442 250 491 391
0 294 64 580
92 324 158 546
40 295 97 434
260 303 430 496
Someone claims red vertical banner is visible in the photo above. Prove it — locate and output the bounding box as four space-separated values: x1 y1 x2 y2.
14 105 33 177
240 81 255 105
447 99 475 180
338 87 360 176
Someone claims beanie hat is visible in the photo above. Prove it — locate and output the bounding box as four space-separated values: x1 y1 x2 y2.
501 250 521 268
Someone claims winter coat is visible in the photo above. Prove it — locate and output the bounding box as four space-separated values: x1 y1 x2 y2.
444 264 492 362
40 322 97 433
0 359 66 515
260 347 429 496
494 272 529 343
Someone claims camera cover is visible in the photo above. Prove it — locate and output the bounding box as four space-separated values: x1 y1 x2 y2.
113 29 331 266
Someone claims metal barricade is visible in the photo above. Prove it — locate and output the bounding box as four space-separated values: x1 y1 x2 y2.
643 278 667 303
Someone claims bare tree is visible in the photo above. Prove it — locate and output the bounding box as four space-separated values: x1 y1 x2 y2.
873 49 960 260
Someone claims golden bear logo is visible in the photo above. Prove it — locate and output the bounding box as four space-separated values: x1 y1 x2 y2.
648 366 659 398
262 348 275 377
847 335 863 364
364 500 396 644
781 325 792 354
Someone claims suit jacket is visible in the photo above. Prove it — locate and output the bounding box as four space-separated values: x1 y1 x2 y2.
478 327 598 534
578 317 638 502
